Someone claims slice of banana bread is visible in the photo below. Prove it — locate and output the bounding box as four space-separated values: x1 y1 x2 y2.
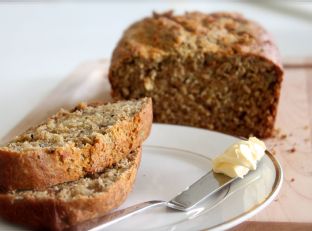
0 98 152 191
0 148 141 231
109 11 283 138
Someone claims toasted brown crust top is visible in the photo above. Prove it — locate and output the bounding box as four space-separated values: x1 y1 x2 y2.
110 11 282 72
0 148 142 231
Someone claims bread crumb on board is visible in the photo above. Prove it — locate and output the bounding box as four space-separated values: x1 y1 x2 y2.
272 128 288 140
272 128 281 138
287 147 296 153
280 134 287 140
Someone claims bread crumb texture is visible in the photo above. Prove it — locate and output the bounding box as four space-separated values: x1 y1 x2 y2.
2 99 147 152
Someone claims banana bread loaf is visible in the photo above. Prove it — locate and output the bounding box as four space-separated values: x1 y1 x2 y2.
0 98 152 191
109 11 283 137
0 148 141 231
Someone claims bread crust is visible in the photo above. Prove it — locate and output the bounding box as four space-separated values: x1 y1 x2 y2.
0 98 152 191
109 11 283 72
0 148 142 231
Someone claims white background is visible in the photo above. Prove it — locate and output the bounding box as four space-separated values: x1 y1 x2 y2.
0 1 312 138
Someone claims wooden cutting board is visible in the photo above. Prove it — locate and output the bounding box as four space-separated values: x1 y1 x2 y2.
1 59 312 229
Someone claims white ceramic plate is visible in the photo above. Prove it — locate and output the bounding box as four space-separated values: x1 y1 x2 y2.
0 124 283 231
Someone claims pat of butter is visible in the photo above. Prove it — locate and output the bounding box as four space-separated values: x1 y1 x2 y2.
212 137 266 178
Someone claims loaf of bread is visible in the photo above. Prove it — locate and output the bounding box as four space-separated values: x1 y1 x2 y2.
0 148 141 231
109 11 283 137
0 98 152 191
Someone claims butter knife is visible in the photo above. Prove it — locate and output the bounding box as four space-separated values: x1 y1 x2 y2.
69 171 237 231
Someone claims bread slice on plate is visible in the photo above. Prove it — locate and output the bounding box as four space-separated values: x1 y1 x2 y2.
0 147 141 231
0 98 152 191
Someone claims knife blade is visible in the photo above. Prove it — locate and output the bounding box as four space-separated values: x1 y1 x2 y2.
167 171 237 211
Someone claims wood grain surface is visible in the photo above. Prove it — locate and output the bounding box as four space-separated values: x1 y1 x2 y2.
1 59 312 229
231 221 312 231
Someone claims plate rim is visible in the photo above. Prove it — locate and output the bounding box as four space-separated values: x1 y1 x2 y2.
146 123 284 231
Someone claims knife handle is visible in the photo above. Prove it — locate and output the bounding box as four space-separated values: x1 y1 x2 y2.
69 200 166 231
